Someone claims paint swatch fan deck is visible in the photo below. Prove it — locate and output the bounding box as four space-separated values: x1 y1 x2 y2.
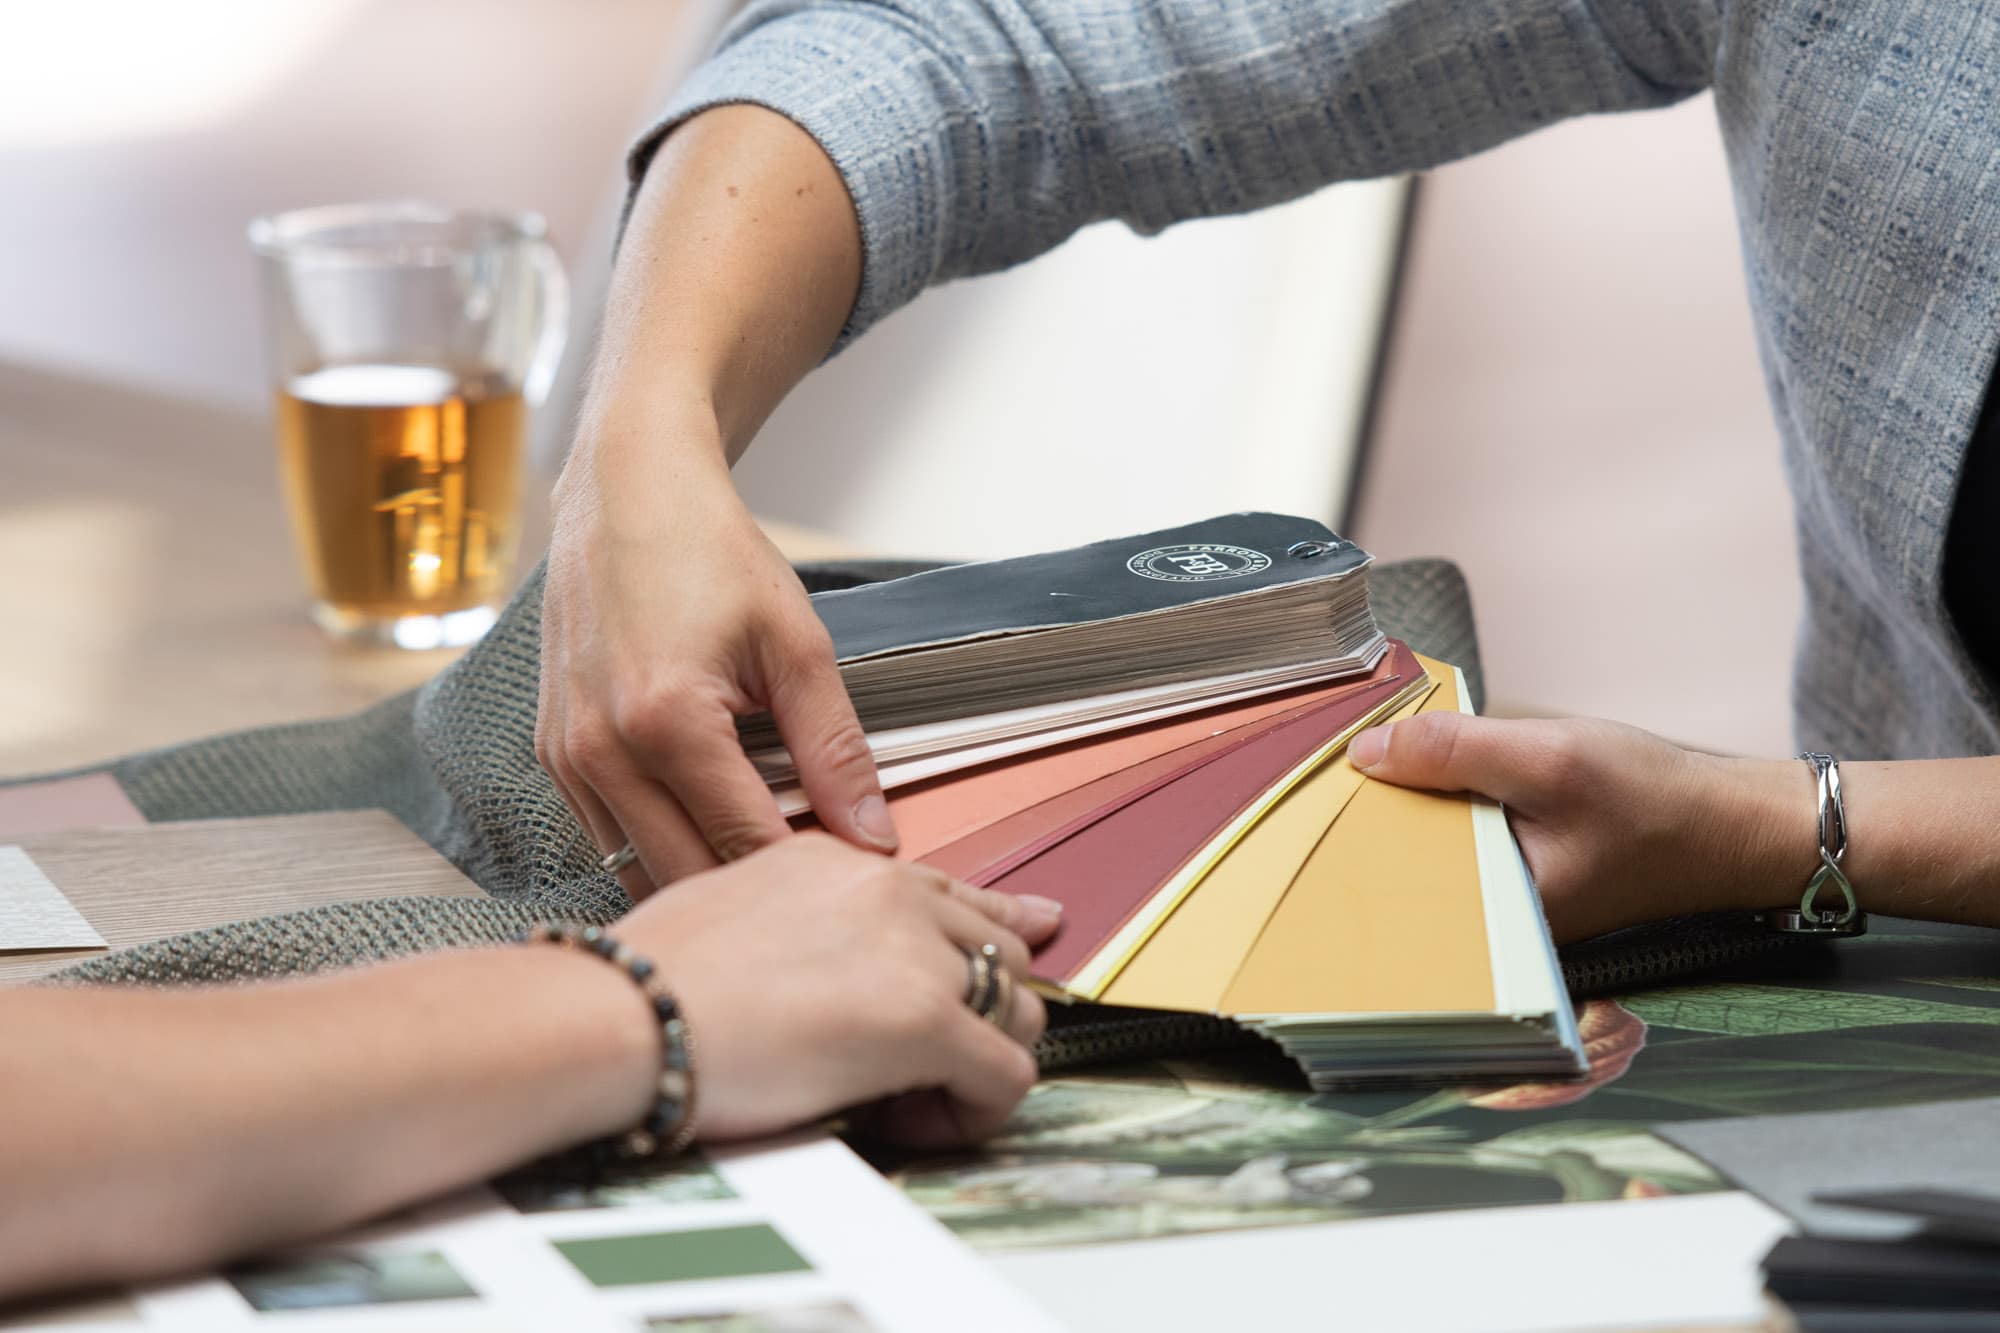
791 515 1585 1089
748 513 1384 802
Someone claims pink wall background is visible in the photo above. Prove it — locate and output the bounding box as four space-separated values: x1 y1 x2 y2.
1354 96 1801 756
0 8 1799 757
0 0 692 408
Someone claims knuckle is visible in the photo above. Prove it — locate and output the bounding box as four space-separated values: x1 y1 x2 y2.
563 724 618 778
807 722 876 777
703 814 779 863
998 1043 1039 1098
947 877 997 913
889 860 943 897
776 613 839 666
1405 712 1463 770
788 828 846 860
780 830 867 880
852 866 909 914
610 692 685 754
910 865 959 902
1535 724 1592 782
888 988 950 1044
758 614 835 684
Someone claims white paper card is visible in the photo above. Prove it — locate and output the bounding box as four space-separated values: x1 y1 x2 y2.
0 845 107 951
132 1135 1061 1332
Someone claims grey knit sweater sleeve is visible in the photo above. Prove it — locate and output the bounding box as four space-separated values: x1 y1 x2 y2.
634 0 1716 345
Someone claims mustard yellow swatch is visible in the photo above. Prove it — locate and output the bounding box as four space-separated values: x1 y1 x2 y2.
1220 666 1496 1016
1065 674 1433 999
1101 680 1437 1012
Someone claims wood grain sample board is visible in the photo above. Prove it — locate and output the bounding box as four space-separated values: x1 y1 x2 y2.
0 810 484 984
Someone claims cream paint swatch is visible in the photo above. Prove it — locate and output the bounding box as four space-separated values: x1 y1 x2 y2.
1221 666 1497 1016
884 671 1393 859
0 845 106 951
1100 679 1438 1012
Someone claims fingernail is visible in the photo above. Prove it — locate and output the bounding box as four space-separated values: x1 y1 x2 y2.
853 793 899 851
1350 724 1391 772
1016 893 1064 927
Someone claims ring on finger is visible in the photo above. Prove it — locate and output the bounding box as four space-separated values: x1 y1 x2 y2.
599 842 639 875
989 967 1015 1032
962 943 1010 1027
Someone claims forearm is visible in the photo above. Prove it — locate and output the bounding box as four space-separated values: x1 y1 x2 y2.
567 103 859 510
0 947 655 1299
573 0 1714 498
637 0 1710 352
1714 755 2000 926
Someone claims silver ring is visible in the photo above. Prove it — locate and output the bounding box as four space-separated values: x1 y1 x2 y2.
988 967 1015 1031
599 843 639 875
963 943 1009 1026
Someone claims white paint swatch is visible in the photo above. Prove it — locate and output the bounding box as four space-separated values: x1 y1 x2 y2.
0 844 107 950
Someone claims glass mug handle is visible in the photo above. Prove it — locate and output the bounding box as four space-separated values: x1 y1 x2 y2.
521 237 569 408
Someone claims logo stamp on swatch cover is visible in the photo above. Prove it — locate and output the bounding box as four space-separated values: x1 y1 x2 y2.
1125 544 1273 583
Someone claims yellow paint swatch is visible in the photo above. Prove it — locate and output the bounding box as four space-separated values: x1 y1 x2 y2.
1064 673 1432 999
1220 666 1496 1016
1101 680 1437 1012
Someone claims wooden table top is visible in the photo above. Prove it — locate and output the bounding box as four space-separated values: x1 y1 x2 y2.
0 362 857 778
0 810 485 984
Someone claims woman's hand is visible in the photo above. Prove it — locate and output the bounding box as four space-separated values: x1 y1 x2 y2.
1348 713 1813 943
534 105 878 898
618 832 1059 1147
0 836 1049 1303
539 434 895 899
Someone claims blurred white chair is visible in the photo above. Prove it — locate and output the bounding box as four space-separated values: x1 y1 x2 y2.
541 2 1413 559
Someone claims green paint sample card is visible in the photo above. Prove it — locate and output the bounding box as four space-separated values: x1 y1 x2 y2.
555 1225 810 1288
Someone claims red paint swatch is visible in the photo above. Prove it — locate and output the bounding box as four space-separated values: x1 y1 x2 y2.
993 668 1415 983
925 659 1411 887
872 649 1406 859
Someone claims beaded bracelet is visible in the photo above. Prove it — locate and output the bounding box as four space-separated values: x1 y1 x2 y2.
521 922 698 1160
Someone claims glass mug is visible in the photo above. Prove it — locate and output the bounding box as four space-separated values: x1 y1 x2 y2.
249 202 567 648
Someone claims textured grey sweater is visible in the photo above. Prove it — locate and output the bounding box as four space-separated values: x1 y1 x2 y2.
642 0 2000 759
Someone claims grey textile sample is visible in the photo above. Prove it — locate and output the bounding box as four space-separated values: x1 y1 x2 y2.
1660 1097 2000 1240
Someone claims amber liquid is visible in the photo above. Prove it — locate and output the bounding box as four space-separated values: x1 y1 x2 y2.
275 364 525 627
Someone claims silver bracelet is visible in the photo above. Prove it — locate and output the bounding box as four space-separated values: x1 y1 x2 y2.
1761 751 1867 936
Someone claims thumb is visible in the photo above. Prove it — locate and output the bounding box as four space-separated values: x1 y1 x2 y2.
767 631 898 854
1348 711 1539 804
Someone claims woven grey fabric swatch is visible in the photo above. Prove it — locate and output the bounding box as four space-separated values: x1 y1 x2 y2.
13 556 1479 990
